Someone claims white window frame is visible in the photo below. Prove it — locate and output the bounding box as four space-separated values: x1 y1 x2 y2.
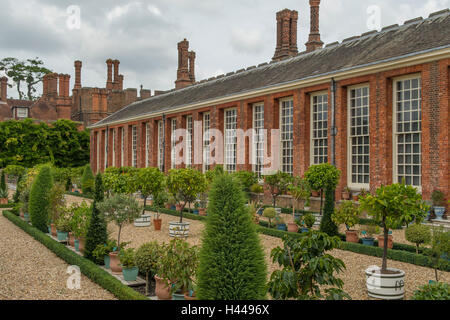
104 130 107 169
112 129 116 168
279 98 293 175
203 112 211 173
347 84 370 189
157 121 163 171
17 107 28 118
145 123 150 167
224 108 237 173
171 118 177 169
186 115 193 168
131 125 138 168
393 74 422 190
120 127 125 167
310 91 329 165
253 103 265 178
96 132 100 173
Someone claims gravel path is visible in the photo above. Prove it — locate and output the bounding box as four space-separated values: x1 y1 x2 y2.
0 210 115 300
110 209 449 300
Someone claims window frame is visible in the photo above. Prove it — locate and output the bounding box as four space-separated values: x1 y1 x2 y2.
157 120 163 171
279 98 294 175
131 125 138 168
224 108 238 173
310 91 329 166
203 112 211 173
171 118 177 169
186 115 193 168
252 102 265 178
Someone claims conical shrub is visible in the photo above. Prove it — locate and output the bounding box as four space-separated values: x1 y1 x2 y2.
81 164 95 195
197 174 267 300
84 173 108 263
29 165 53 232
320 186 339 237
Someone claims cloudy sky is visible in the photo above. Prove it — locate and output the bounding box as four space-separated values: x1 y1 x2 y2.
0 0 449 99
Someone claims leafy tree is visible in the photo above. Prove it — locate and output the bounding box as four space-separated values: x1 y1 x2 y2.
84 173 108 263
332 200 359 231
166 168 206 223
264 171 293 207
102 167 138 195
359 183 429 272
289 176 311 214
405 223 431 254
135 241 163 295
427 227 450 282
232 171 258 198
29 165 53 232
268 232 350 300
197 174 267 300
412 281 449 300
0 57 52 100
133 167 165 215
81 164 95 195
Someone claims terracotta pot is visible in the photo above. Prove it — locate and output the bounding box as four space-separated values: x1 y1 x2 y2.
77 237 86 253
51 223 57 237
148 200 154 206
287 222 299 233
109 251 122 274
378 235 394 249
352 195 359 202
342 192 350 200
155 275 172 300
198 208 207 216
20 211 24 218
153 218 162 231
0 198 8 204
68 232 75 247
165 204 171 210
175 204 183 212
184 292 197 300
311 191 320 197
345 230 359 243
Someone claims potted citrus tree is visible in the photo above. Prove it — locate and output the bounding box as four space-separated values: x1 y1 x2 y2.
0 170 8 204
288 177 310 232
166 168 206 238
405 223 431 254
93 240 117 269
119 248 139 282
298 213 316 233
359 183 428 300
152 192 167 231
250 183 264 215
97 193 141 273
55 209 72 241
135 241 163 296
361 223 379 246
263 171 292 209
69 201 92 253
332 200 360 243
263 207 277 228
431 190 446 221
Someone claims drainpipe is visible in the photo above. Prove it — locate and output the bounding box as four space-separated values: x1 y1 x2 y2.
162 114 166 173
330 78 337 167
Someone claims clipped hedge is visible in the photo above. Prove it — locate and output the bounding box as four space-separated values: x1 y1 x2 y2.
2 211 147 300
0 203 14 208
145 205 207 222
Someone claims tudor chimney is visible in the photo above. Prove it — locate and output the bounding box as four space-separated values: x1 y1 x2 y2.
188 51 196 83
305 0 324 52
272 9 299 62
0 77 7 102
106 59 113 90
175 39 194 89
74 60 82 90
113 60 120 90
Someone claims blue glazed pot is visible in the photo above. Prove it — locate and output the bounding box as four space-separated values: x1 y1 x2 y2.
301 227 309 233
170 205 176 211
257 208 264 216
277 224 287 231
48 226 52 234
193 209 199 215
362 238 375 246
122 267 139 282
24 213 30 222
433 207 446 220
74 239 79 252
172 293 186 300
104 255 111 269
57 231 68 241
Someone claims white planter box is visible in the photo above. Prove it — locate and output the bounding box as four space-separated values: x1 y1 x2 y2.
169 221 190 238
365 266 405 300
134 214 152 227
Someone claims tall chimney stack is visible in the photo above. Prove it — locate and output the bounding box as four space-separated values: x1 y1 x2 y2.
106 59 113 90
0 77 7 102
272 9 299 62
48 73 58 96
74 61 82 90
113 60 120 90
175 39 193 89
305 0 324 52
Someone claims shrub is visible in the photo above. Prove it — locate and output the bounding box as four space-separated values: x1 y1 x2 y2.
428 227 450 282
119 248 137 268
332 200 360 231
85 173 108 263
412 282 449 300
301 213 316 229
268 231 350 300
431 190 446 207
405 224 431 254
0 170 8 199
233 171 258 198
263 207 277 228
197 174 267 300
69 201 92 239
288 177 311 213
29 165 53 232
81 164 95 195
135 241 163 295
320 187 339 237
55 209 72 232
263 171 293 207
48 183 66 224
133 167 165 215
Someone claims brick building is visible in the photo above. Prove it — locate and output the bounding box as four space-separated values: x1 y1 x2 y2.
88 2 450 206
0 59 151 128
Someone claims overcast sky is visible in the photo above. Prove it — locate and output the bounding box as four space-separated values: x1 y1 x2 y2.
0 0 449 99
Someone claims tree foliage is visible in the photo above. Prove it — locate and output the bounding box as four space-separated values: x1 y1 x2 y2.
264 171 293 207
197 174 267 300
133 167 165 214
0 119 90 168
81 164 95 195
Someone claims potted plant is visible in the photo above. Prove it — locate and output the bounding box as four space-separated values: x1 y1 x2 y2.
342 187 351 200
332 200 360 243
55 210 72 241
359 183 429 300
97 194 142 274
69 201 92 253
250 183 264 214
49 183 66 237
135 241 163 296
155 239 199 300
427 227 450 283
263 207 277 228
311 190 320 198
0 170 8 204
275 214 287 231
119 248 139 282
93 240 117 269
263 171 293 209
198 192 208 216
299 213 316 233
152 192 166 231
361 224 379 246
431 190 446 221
288 177 310 226
166 169 206 238
166 194 176 210
248 202 261 225
405 223 431 254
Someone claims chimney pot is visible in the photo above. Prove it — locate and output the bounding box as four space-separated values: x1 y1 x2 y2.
272 9 299 61
0 77 7 102
74 61 82 90
305 0 324 52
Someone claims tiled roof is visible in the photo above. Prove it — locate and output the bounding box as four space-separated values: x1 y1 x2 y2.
92 9 450 128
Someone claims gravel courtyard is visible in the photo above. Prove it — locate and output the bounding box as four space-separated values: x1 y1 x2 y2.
0 209 115 300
